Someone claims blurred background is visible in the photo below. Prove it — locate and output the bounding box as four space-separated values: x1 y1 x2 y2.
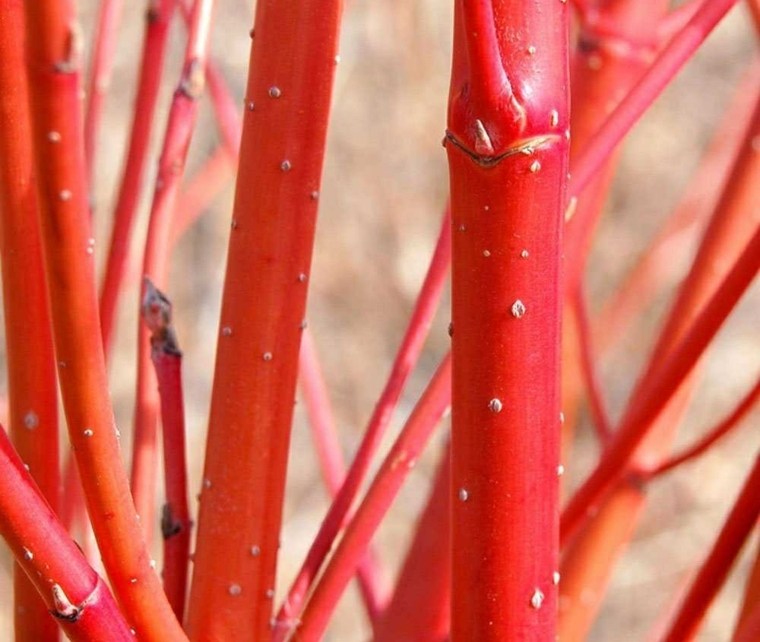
0 1 757 639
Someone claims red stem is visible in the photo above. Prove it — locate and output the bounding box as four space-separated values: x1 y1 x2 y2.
170 147 235 244
569 0 739 199
595 57 759 352
99 0 177 355
84 0 124 189
734 536 760 640
186 1 343 638
290 355 453 641
143 282 192 621
21 3 186 638
561 221 760 542
0 426 134 641
734 603 760 642
643 374 760 478
275 207 451 631
446 0 569 638
572 285 613 442
0 4 60 639
374 445 452 642
131 0 216 544
297 330 388 622
660 452 760 642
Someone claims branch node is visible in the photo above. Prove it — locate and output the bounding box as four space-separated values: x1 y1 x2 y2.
54 22 83 74
141 278 182 356
50 584 82 622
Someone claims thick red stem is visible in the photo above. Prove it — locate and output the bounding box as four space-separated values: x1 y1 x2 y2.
0 4 60 639
21 3 186 638
186 2 343 638
446 0 569 638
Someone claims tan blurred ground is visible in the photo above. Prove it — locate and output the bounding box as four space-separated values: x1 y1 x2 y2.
0 2 757 640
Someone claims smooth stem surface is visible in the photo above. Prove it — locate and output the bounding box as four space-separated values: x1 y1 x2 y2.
569 0 739 197
84 0 124 188
374 446 451 642
561 221 760 542
131 0 215 544
292 356 452 641
186 1 343 638
645 374 760 477
22 4 185 639
297 331 388 623
446 0 569 639
142 281 191 620
276 208 451 630
596 56 759 351
559 0 669 458
562 89 760 546
99 0 176 354
661 452 760 642
169 147 235 244
559 62 760 639
572 285 613 442
0 4 59 639
734 537 760 640
0 427 134 641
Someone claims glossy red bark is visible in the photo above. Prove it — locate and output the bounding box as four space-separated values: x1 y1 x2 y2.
446 1 569 639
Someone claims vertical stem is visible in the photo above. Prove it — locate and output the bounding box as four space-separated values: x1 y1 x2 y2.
142 281 191 621
561 222 760 542
21 3 186 639
186 1 343 639
99 0 176 354
84 0 124 188
0 4 59 640
131 0 215 543
733 536 760 640
446 0 569 639
374 446 452 642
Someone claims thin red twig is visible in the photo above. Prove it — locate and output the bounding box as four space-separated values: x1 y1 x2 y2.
84 0 124 190
275 207 451 632
643 374 760 478
0 426 134 641
288 355 452 641
297 330 389 622
561 222 760 543
660 452 760 641
142 280 192 620
572 285 614 442
99 0 177 354
569 0 739 198
131 0 216 544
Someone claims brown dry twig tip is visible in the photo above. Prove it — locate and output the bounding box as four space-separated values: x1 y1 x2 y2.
50 584 81 622
161 503 184 540
141 278 181 356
